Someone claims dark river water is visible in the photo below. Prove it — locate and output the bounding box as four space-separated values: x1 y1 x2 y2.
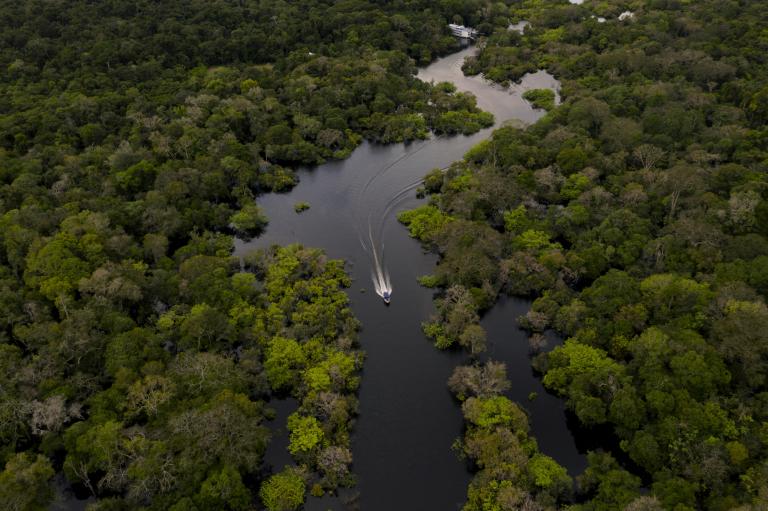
235 46 587 511
53 46 584 511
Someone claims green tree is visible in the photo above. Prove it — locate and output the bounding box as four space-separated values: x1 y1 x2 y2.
287 413 325 456
194 466 251 511
264 337 307 391
260 468 306 511
229 204 268 240
0 453 55 511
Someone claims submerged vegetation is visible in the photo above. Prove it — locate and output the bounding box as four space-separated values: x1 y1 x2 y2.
523 89 557 111
294 202 311 214
404 0 768 509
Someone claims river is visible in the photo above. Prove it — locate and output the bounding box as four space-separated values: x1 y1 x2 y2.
236 45 587 511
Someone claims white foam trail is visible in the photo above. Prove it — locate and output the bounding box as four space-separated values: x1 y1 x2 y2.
355 139 439 302
369 221 392 299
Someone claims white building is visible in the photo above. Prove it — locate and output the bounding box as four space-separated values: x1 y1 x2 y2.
448 24 479 39
618 11 635 21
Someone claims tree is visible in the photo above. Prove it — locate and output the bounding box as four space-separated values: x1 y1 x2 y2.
462 396 528 431
633 144 665 172
260 468 306 511
287 413 325 456
194 466 251 511
578 452 642 511
229 203 268 240
317 446 353 487
529 454 571 491
264 337 307 391
712 300 768 387
448 362 510 401
0 453 55 511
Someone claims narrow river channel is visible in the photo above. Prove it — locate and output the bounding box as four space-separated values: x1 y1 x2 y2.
235 45 587 511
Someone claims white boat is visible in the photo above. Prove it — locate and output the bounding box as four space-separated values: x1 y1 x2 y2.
382 290 391 305
448 24 478 39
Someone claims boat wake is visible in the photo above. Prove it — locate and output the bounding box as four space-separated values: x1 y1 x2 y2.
367 222 392 301
356 140 438 304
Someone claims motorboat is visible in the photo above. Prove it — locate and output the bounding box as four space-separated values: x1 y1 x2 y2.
382 290 391 305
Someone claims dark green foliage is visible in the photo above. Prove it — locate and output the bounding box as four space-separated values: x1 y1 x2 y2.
0 0 516 507
404 0 768 508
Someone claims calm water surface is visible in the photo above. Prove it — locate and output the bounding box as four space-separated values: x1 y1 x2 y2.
55 45 584 511
237 46 586 511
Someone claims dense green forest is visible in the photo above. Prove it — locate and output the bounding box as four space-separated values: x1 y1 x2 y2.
0 0 509 509
4 0 768 509
402 0 768 510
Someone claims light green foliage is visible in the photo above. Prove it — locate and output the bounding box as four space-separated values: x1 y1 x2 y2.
512 229 559 251
423 321 453 349
303 366 332 392
464 139 492 163
528 454 570 489
314 350 359 392
544 340 623 394
23 213 112 308
522 89 556 111
446 171 475 193
540 27 564 43
293 201 310 213
433 110 494 135
503 205 530 235
561 173 590 200
462 396 527 430
260 468 306 511
417 274 441 288
264 337 307 391
542 340 627 425
377 113 429 142
115 160 157 195
229 203 268 239
287 413 325 455
397 205 453 242
464 479 517 511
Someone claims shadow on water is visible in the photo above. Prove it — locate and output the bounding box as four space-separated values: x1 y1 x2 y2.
262 398 298 475
231 45 578 510
50 475 94 511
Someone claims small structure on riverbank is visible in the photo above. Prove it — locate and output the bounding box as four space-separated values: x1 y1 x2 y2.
448 23 478 39
618 10 635 21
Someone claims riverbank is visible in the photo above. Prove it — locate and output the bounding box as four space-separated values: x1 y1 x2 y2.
237 44 586 510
